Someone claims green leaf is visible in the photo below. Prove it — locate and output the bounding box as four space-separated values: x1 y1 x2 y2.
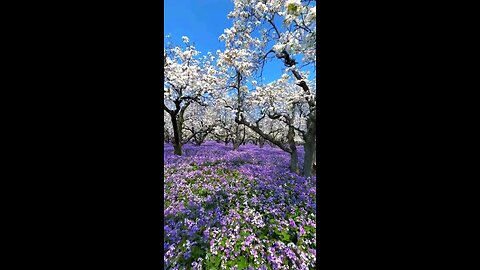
234 243 241 253
237 256 247 270
191 245 204 259
211 255 221 267
281 231 291 241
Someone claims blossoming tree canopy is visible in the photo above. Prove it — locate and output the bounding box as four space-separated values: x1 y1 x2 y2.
164 0 316 175
164 37 227 155
219 0 316 176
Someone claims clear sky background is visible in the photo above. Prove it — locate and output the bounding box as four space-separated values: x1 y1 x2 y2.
164 0 286 84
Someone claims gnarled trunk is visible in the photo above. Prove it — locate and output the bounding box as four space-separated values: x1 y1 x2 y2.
287 125 299 174
303 114 316 177
170 113 182 156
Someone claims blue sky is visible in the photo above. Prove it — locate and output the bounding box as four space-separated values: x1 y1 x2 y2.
164 0 232 56
164 0 286 84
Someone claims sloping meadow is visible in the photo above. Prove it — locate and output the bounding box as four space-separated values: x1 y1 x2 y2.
164 142 316 270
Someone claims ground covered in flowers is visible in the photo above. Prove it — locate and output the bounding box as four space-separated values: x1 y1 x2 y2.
164 142 316 269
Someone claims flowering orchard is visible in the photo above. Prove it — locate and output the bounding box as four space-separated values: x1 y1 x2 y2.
164 0 316 268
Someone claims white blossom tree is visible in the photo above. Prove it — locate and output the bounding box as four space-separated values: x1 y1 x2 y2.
220 0 317 176
212 96 246 147
164 36 226 155
216 35 260 150
164 113 173 143
182 102 218 146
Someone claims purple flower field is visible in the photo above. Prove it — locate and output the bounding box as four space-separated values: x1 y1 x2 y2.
164 142 316 269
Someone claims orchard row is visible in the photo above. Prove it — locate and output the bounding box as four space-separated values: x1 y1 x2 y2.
164 0 316 176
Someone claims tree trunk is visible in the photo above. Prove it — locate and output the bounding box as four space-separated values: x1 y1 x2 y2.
259 137 265 148
290 150 299 174
170 113 182 155
241 127 246 145
287 125 299 174
303 115 316 176
233 141 240 150
196 132 207 146
233 125 240 150
312 138 316 172
194 134 201 146
164 131 170 143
